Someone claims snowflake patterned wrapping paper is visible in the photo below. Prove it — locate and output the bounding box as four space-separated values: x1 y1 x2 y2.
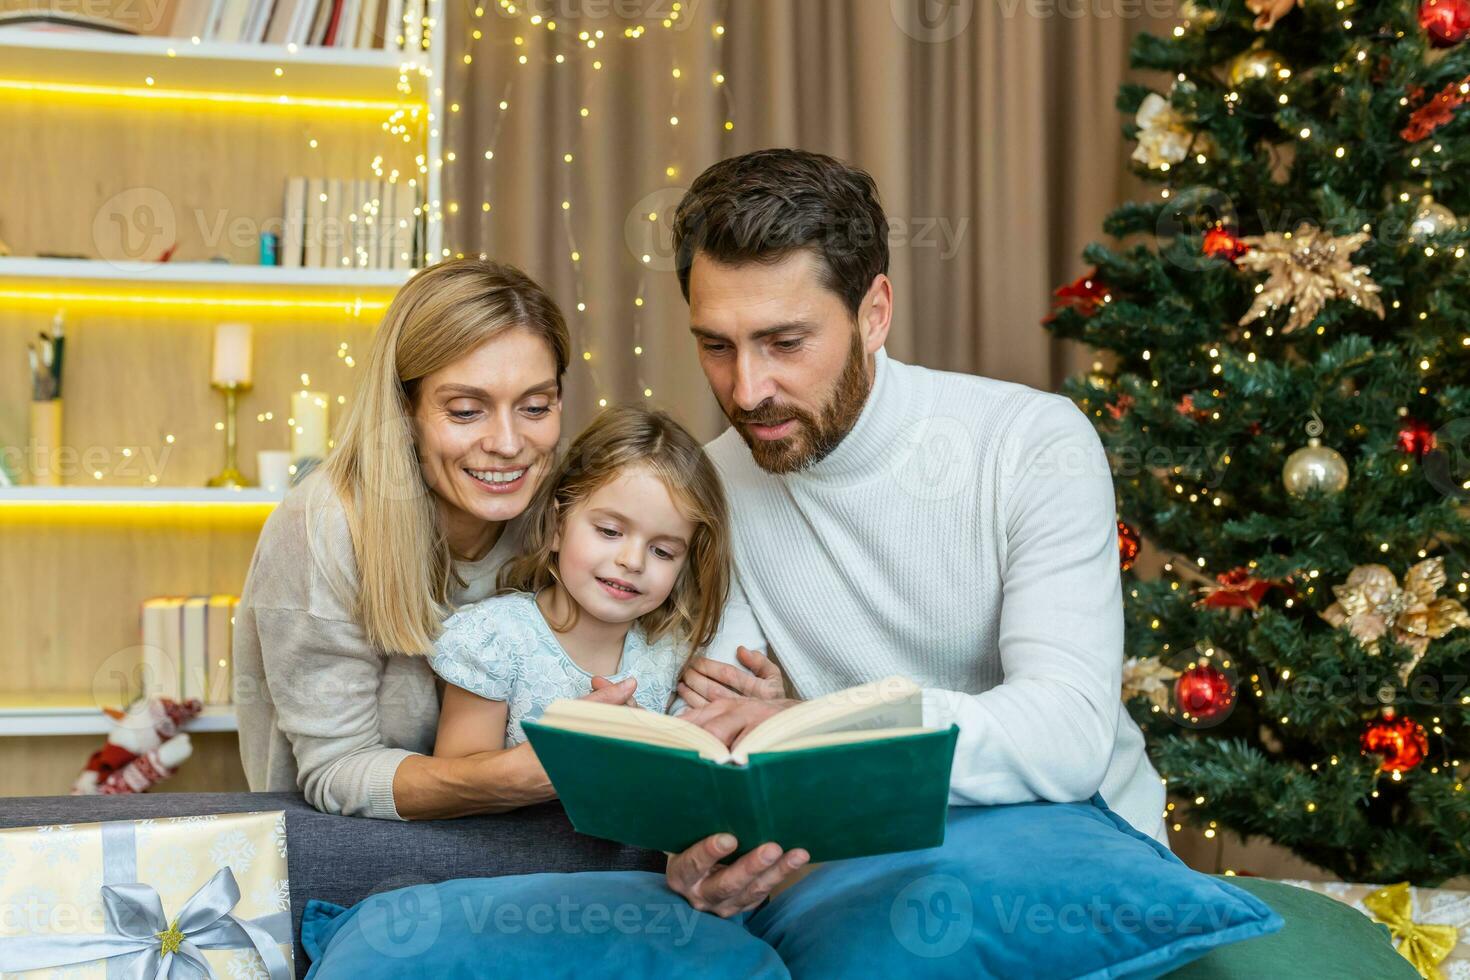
0 810 293 979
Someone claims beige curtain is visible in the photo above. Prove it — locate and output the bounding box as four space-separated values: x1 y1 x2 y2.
442 0 1175 441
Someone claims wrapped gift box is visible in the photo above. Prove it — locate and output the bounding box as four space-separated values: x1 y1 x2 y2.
1275 878 1470 979
0 810 293 978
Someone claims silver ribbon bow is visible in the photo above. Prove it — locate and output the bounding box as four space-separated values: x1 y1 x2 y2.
0 818 291 979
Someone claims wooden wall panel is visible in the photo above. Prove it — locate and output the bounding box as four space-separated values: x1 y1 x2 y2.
0 734 248 797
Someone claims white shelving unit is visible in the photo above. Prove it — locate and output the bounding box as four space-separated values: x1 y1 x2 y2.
0 701 237 737
0 256 413 289
0 487 285 504
0 31 427 106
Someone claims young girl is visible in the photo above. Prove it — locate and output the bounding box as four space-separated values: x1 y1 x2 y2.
429 405 731 757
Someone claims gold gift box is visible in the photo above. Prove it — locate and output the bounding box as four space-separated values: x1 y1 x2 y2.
0 810 294 978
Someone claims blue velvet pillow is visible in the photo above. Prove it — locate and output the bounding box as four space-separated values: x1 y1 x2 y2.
745 796 1283 980
300 870 787 979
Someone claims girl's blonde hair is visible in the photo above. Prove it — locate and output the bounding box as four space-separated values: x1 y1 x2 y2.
317 258 570 655
498 405 731 653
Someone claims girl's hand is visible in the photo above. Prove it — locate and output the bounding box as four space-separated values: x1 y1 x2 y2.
677 646 784 709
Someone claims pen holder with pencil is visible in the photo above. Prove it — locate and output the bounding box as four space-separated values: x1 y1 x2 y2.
28 398 62 486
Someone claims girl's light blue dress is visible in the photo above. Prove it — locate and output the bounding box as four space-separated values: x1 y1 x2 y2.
429 590 685 745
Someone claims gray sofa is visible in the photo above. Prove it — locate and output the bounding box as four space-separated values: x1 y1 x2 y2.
2 793 666 968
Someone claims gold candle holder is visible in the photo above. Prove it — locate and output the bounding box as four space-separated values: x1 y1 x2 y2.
206 381 254 488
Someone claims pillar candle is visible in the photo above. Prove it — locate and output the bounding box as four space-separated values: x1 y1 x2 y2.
291 390 329 460
256 450 292 493
211 323 253 386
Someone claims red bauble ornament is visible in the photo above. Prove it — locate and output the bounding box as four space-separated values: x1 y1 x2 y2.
1118 520 1141 572
1202 227 1250 263
1397 418 1437 458
1420 0 1470 47
1174 665 1234 721
1361 714 1429 773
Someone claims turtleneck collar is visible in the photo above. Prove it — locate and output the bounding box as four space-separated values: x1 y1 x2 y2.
792 346 914 484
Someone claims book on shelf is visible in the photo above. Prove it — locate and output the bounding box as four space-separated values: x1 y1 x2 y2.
206 0 253 44
140 595 239 705
166 0 213 42
181 597 209 701
398 0 423 52
379 178 396 269
396 179 421 269
357 177 371 269
280 175 417 270
262 0 303 43
522 676 960 863
141 598 183 702
347 177 365 269
305 0 333 45
320 0 345 45
303 177 325 268
322 176 343 269
160 0 398 47
381 0 402 49
282 177 307 269
355 0 383 49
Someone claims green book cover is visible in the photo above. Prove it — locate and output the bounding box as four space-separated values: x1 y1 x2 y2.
522 721 959 863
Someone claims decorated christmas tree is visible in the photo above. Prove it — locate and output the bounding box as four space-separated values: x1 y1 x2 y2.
1044 0 1470 884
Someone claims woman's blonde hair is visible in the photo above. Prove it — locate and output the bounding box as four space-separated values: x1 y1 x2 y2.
317 258 570 655
498 405 731 653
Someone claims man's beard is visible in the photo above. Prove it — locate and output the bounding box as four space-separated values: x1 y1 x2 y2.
729 331 872 474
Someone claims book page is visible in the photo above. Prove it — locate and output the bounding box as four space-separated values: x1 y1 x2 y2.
771 726 933 753
534 700 733 762
730 675 924 763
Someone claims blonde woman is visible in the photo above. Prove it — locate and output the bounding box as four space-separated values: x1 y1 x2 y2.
232 259 642 819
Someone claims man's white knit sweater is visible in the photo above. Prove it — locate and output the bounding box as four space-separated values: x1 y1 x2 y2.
702 347 1167 843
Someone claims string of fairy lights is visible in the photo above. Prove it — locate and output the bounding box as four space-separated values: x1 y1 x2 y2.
440 0 734 409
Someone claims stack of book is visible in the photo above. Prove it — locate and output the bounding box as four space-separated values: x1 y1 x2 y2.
164 0 426 48
279 176 421 270
140 596 239 705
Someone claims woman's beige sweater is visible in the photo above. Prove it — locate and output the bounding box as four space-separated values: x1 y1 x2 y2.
232 470 523 819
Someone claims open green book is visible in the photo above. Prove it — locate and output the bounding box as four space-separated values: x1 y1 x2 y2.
522 675 959 862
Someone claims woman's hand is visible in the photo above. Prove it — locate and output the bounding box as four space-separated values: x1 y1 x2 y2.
586 675 638 703
521 677 638 802
677 646 785 709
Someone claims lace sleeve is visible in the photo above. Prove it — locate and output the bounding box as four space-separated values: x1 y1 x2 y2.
429 603 522 702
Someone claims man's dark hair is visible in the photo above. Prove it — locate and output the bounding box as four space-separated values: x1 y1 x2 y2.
672 148 890 319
